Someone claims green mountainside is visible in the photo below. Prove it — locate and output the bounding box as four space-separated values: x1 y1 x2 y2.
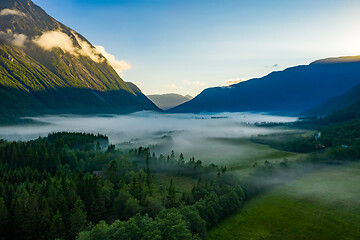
0 0 159 123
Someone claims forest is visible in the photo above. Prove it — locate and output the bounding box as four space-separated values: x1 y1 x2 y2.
0 132 246 240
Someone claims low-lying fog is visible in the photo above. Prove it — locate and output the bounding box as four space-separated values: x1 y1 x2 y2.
0 111 297 166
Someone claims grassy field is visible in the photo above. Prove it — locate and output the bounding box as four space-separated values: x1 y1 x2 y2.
184 137 305 167
150 134 307 180
219 138 306 179
208 163 360 240
152 136 307 194
149 127 306 167
214 138 304 167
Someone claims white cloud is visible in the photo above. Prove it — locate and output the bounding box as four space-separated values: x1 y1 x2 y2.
225 78 245 86
0 29 27 48
33 30 78 54
95 45 131 76
11 33 27 47
161 80 205 93
163 84 178 89
182 80 207 86
0 9 27 17
32 30 131 76
73 32 103 63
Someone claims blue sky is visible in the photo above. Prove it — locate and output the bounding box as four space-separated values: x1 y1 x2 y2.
33 0 360 96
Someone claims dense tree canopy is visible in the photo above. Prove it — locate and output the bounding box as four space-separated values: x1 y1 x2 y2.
0 132 245 240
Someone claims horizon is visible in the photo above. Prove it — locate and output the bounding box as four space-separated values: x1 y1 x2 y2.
26 0 360 97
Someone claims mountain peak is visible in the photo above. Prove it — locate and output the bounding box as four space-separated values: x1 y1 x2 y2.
311 55 360 65
0 0 66 37
0 0 135 93
0 0 159 123
170 56 360 114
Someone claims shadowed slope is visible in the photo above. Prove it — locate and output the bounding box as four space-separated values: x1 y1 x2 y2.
169 57 360 114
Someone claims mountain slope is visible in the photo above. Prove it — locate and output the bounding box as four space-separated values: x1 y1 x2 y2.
303 84 360 116
323 99 360 124
125 82 160 110
147 93 193 110
169 57 360 114
314 100 360 159
0 0 159 123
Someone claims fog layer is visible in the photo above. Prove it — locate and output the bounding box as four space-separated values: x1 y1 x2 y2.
0 111 297 165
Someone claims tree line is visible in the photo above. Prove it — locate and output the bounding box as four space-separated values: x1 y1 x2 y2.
0 132 245 240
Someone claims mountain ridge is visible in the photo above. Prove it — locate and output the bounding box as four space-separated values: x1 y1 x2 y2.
169 56 360 114
0 0 159 123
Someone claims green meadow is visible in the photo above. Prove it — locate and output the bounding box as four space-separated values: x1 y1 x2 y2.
153 136 306 187
173 137 305 168
201 137 306 179
208 162 360 240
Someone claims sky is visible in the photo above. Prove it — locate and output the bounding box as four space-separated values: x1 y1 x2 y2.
32 0 360 97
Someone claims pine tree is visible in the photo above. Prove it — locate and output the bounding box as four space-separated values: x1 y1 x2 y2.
49 210 66 239
0 197 7 238
146 167 152 193
96 142 101 151
166 179 177 208
179 153 185 165
69 199 87 239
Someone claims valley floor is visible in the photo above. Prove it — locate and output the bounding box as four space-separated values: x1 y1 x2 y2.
207 162 360 240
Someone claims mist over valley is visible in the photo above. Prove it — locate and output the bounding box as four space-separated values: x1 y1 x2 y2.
1 0 360 239
0 111 298 169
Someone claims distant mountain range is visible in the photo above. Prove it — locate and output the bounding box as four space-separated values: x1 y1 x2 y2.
2 0 360 123
147 93 193 110
169 56 360 115
0 0 159 123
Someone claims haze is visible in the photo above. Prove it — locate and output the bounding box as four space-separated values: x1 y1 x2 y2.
0 112 296 166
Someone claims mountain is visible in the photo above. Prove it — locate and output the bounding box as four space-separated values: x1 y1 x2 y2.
147 93 193 110
322 98 360 124
0 0 159 123
169 56 360 114
125 82 160 110
303 84 360 116
315 100 360 154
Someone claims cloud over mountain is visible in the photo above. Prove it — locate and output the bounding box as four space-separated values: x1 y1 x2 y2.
0 29 27 47
33 30 78 54
95 45 131 75
32 30 104 62
2 27 132 76
0 9 27 17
